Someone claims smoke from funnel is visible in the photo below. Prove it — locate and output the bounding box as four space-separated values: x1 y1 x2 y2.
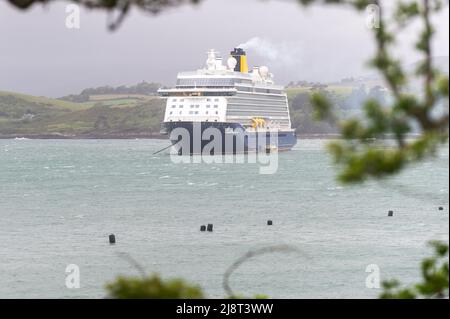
237 37 300 67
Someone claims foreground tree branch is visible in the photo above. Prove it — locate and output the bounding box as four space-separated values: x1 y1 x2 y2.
7 0 201 30
299 0 449 183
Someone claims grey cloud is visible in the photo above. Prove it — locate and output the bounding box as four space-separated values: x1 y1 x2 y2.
0 0 448 97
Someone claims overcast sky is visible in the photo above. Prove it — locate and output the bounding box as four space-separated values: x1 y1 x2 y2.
0 0 448 97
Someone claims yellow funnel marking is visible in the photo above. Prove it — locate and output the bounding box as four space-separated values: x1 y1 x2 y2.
240 55 248 73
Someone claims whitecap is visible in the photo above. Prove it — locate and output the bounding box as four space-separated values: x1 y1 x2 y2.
206 182 218 186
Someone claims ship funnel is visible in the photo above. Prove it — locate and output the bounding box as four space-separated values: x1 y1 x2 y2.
230 48 248 73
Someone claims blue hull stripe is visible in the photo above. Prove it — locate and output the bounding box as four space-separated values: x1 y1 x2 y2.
161 121 297 154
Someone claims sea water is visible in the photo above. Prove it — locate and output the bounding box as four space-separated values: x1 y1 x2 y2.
0 139 448 298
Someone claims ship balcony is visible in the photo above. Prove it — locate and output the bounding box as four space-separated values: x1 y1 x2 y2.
158 87 237 97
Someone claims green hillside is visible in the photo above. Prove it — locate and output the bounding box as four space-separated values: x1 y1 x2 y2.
0 91 165 138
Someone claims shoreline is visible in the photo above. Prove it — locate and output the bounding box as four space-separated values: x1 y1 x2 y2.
0 133 165 140
0 133 424 140
0 133 345 140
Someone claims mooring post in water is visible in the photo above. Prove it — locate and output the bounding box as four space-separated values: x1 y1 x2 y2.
200 225 206 232
109 234 116 244
207 224 213 232
388 210 394 217
438 206 444 211
267 220 273 225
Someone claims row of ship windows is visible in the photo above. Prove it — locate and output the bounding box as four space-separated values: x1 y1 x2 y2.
169 111 219 115
239 120 291 127
227 108 288 113
176 78 235 86
170 98 220 102
227 111 289 117
175 80 282 94
171 105 219 109
234 94 286 101
227 104 288 110
236 87 282 94
170 119 219 122
240 121 290 127
229 98 286 105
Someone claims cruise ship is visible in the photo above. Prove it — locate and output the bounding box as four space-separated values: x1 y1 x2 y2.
158 48 297 154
